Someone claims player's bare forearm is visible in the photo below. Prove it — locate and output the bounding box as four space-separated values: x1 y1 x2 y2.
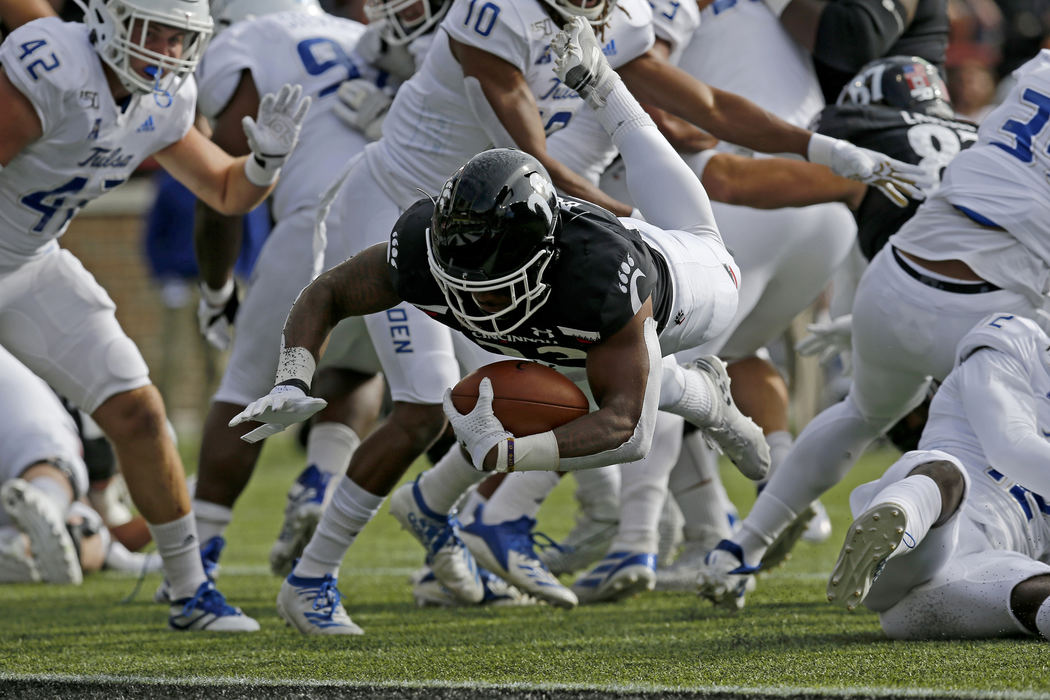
283 244 402 357
777 0 826 52
193 200 243 289
0 0 55 30
702 153 866 209
619 53 812 158
648 106 719 154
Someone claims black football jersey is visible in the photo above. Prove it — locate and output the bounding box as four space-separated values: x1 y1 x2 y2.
387 196 673 368
813 103 977 260
814 0 949 102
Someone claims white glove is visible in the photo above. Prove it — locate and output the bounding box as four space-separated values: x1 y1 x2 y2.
442 378 512 472
807 134 937 207
196 280 239 351
229 385 327 444
795 314 853 376
334 79 392 142
242 83 312 186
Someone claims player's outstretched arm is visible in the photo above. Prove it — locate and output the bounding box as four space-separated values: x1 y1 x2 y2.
229 244 402 443
0 67 43 164
701 152 866 209
154 83 310 216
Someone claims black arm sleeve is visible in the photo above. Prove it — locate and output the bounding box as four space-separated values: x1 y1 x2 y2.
813 0 910 73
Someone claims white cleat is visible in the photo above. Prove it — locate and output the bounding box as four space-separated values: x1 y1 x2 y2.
277 573 363 635
459 505 578 609
0 529 40 583
687 357 771 481
550 16 620 109
168 581 260 632
655 538 721 592
539 512 618 576
571 550 656 604
827 503 910 611
389 479 484 604
802 499 833 543
411 566 538 608
270 465 331 577
696 540 758 611
1 479 81 585
758 504 817 571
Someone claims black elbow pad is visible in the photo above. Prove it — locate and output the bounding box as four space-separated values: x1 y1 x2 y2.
814 0 908 73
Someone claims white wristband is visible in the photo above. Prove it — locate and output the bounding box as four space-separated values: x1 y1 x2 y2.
244 154 280 187
496 431 560 472
806 133 838 167
274 345 316 389
200 278 234 306
763 0 792 16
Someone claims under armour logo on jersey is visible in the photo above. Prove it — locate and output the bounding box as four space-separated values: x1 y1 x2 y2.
136 116 156 133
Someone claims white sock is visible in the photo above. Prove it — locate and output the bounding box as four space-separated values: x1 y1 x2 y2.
149 513 206 600
415 446 486 515
192 499 232 544
612 414 681 552
457 488 487 526
596 80 657 147
294 476 384 579
27 475 72 515
866 474 941 557
481 471 560 525
764 430 794 480
306 422 361 477
572 465 620 522
669 431 733 543
660 362 715 425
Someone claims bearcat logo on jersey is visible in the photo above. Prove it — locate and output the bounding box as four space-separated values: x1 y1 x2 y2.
389 228 401 269
617 253 646 313
77 147 134 168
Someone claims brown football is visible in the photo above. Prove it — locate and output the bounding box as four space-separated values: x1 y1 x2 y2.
450 360 589 436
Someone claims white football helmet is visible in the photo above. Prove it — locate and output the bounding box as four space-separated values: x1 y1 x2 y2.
364 0 450 46
211 0 323 34
73 0 213 95
540 0 617 25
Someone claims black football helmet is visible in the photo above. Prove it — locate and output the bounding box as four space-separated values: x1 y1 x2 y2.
837 56 953 120
427 148 560 336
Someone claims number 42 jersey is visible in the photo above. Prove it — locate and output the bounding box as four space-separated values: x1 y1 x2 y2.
0 18 196 272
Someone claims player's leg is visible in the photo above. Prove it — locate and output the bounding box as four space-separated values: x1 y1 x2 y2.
540 465 620 576
0 251 255 630
269 320 385 577
827 451 967 611
571 412 683 604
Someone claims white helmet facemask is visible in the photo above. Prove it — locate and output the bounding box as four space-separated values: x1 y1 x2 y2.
364 0 451 46
74 0 212 97
539 0 615 25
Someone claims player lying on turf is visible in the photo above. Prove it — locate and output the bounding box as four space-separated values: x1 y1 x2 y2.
230 17 782 630
827 313 1050 641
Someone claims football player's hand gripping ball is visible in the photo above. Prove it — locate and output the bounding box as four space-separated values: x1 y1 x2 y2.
443 378 513 472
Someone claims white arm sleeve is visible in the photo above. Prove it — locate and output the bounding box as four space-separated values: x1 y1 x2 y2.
557 317 663 472
959 348 1050 496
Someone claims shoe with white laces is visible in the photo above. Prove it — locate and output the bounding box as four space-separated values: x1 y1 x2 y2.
655 537 722 592
0 529 40 583
802 499 833 543
411 566 538 608
154 535 225 603
270 465 331 577
459 505 578 609
539 512 618 576
389 479 483 604
826 503 910 611
758 504 817 571
571 550 656 604
1 479 81 584
168 580 260 632
696 539 759 611
551 16 620 109
277 573 363 635
686 357 770 480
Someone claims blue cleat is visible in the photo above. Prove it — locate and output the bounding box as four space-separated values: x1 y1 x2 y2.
154 535 225 603
571 549 656 604
168 580 259 632
277 572 363 635
270 465 331 577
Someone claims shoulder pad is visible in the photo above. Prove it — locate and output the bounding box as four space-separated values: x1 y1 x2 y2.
955 313 1046 366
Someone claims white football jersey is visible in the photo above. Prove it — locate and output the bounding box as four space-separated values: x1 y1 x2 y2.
920 313 1050 558
650 0 702 65
196 12 385 221
678 0 823 133
367 0 654 206
0 18 195 271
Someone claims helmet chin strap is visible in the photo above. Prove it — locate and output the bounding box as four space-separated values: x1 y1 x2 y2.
143 66 173 108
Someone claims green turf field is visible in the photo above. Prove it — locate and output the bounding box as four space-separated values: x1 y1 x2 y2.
2 436 1048 699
